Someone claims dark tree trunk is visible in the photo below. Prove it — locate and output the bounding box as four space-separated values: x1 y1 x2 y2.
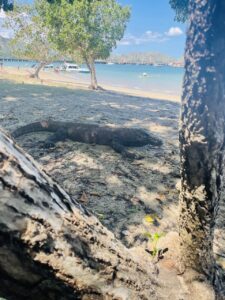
90 61 98 90
179 0 225 295
0 129 157 300
30 62 47 79
85 57 98 90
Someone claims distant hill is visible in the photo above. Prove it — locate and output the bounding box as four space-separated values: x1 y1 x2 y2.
104 52 182 65
0 38 183 66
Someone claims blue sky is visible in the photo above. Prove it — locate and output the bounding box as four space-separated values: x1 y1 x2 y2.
0 0 186 58
117 0 186 57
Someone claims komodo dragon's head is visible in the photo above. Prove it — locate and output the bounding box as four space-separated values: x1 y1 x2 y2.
125 129 163 147
136 129 163 147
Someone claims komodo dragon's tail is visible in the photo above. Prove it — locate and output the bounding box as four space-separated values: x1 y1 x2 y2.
12 120 55 138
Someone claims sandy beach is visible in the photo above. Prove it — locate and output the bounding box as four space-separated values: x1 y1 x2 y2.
0 73 224 296
1 73 224 253
0 66 181 102
0 75 181 238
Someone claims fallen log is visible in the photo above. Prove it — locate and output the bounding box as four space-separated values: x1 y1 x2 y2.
0 128 157 300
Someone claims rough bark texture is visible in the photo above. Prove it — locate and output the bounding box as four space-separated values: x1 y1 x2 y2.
85 57 98 90
0 128 157 300
11 119 162 160
179 0 225 295
90 61 98 90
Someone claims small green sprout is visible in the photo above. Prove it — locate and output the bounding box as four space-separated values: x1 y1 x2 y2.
96 213 105 221
144 232 166 258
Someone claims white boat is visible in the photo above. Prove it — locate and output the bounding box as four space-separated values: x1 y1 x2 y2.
59 63 79 71
77 67 90 73
153 63 165 67
138 72 150 78
44 64 54 69
107 62 114 65
59 63 90 73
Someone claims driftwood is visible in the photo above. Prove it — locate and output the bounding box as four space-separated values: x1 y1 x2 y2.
12 120 163 159
0 128 157 300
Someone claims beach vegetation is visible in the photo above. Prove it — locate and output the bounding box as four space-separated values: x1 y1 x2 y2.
144 232 166 259
5 4 60 78
143 215 166 260
37 0 131 89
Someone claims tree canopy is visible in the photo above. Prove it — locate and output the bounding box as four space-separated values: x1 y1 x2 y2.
37 0 130 89
45 0 189 23
39 0 130 60
0 0 13 11
5 4 59 77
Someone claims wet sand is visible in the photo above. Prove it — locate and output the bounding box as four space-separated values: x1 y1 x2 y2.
0 76 224 295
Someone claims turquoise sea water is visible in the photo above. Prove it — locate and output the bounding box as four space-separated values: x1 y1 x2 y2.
94 64 184 96
3 60 184 96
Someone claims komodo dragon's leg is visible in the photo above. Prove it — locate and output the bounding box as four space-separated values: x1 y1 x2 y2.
44 129 67 148
111 140 143 160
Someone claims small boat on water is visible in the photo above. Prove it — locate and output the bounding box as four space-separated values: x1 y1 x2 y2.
139 72 150 78
77 68 90 73
44 64 54 69
107 62 114 65
59 63 79 71
153 63 165 67
59 63 90 73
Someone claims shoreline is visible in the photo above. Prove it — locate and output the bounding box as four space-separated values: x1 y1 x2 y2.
0 66 181 103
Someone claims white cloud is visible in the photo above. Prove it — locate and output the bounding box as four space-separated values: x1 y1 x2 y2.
0 9 11 38
118 26 184 46
0 9 6 19
166 27 183 37
0 16 12 39
0 29 12 38
0 10 29 39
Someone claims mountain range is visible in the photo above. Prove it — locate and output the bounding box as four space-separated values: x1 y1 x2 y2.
0 36 183 65
107 52 183 65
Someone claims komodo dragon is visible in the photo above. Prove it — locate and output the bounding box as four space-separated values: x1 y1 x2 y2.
12 120 163 159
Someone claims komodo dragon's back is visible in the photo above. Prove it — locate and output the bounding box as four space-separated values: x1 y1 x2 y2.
12 120 162 159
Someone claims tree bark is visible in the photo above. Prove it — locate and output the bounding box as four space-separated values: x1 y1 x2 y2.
0 128 157 300
179 0 225 295
30 62 47 79
89 60 98 90
85 57 98 90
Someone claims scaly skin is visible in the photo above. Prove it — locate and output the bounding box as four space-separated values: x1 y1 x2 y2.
12 119 163 159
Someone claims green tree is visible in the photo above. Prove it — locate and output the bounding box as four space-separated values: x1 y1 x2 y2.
37 0 130 89
0 0 13 11
5 4 59 78
0 1 13 62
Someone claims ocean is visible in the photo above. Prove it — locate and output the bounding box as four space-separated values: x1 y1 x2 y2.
2 60 184 96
